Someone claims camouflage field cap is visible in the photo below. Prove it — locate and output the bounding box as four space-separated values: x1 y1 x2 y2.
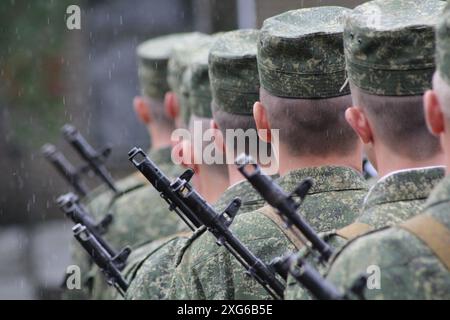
182 44 213 118
209 29 260 115
167 34 213 124
437 2 450 87
137 33 203 100
258 7 351 99
345 0 446 96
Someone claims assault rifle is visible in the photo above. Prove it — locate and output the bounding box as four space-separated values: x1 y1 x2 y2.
56 192 130 269
62 124 117 193
128 147 285 299
41 143 89 197
236 154 333 262
72 224 129 296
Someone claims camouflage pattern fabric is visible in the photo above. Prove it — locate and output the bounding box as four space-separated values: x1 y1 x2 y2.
182 44 212 118
344 0 445 96
124 232 192 300
89 234 189 300
209 29 260 115
258 7 351 98
167 34 213 125
324 175 450 300
137 32 207 100
168 179 270 299
285 166 445 300
170 166 368 300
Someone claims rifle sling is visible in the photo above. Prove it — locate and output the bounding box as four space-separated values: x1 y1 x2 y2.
335 222 372 240
398 214 450 271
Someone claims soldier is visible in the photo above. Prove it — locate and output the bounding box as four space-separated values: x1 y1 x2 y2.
170 7 369 300
321 1 450 299
87 33 213 299
166 29 280 300
125 40 230 299
286 0 446 300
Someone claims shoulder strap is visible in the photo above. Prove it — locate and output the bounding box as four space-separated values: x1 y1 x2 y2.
258 205 305 250
399 215 450 271
335 222 372 240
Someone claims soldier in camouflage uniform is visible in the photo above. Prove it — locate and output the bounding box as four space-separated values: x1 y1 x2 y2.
86 33 215 299
166 29 281 300
307 0 450 300
169 8 370 300
285 0 447 300
125 41 231 299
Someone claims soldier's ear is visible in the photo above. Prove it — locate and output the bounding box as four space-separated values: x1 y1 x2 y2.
345 106 373 144
424 89 445 136
165 91 180 120
133 96 152 124
178 139 197 171
210 120 225 153
253 101 272 143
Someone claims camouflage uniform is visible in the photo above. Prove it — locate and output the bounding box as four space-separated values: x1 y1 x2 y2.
285 166 445 299
323 0 450 300
170 166 367 300
325 174 450 299
288 0 449 300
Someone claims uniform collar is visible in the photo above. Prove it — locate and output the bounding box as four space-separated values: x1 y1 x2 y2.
276 166 367 194
363 166 445 209
424 171 450 209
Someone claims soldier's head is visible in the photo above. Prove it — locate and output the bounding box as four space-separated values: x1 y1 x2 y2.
135 34 186 134
424 2 450 172
166 33 213 129
175 45 229 202
207 29 276 173
252 7 360 172
343 0 445 175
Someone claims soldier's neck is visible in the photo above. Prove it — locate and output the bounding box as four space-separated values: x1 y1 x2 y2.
374 146 445 178
198 167 229 203
147 125 173 151
227 165 246 186
277 147 362 176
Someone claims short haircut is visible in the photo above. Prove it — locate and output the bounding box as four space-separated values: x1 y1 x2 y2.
146 96 176 130
189 115 228 177
351 82 441 161
261 87 358 157
212 103 271 160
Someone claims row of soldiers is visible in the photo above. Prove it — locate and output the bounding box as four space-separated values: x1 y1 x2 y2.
46 0 450 300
